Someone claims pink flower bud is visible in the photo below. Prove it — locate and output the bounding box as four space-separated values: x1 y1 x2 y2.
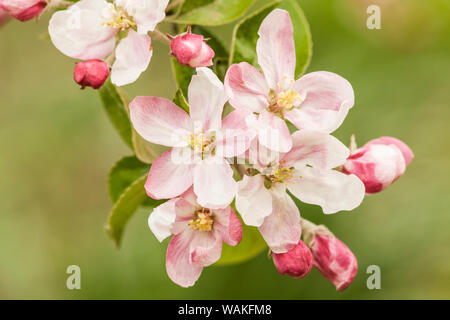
272 240 313 279
343 136 413 194
0 0 47 22
170 27 215 68
311 234 358 291
74 59 110 90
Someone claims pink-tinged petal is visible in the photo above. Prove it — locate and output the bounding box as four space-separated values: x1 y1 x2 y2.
111 30 152 86
282 130 350 170
259 188 301 254
246 139 280 169
116 0 168 34
179 187 199 209
312 234 358 291
235 175 272 227
287 167 365 214
166 230 202 288
286 71 355 133
214 206 243 246
215 110 255 158
188 67 227 131
366 136 414 166
193 158 237 209
257 9 296 89
190 231 222 267
145 149 194 200
0 0 46 22
258 110 292 153
344 143 406 194
148 199 177 242
129 96 192 147
48 0 117 60
272 240 313 279
224 62 269 113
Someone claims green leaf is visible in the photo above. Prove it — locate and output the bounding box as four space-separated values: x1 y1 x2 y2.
105 175 148 247
216 224 267 266
173 89 190 114
171 57 195 98
105 174 165 247
230 0 312 78
103 81 168 164
108 156 149 203
279 0 312 77
98 80 133 149
215 204 267 266
170 0 255 26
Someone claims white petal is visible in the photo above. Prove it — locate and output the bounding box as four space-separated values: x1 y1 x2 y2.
116 0 169 34
111 30 152 86
188 67 228 131
148 199 177 242
48 0 117 60
235 175 272 227
287 167 365 214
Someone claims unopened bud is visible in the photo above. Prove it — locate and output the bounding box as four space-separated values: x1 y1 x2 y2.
0 0 47 22
343 136 413 194
74 59 110 90
170 26 215 68
272 240 313 279
311 234 358 291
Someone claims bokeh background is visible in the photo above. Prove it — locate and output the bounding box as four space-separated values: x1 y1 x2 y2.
1 0 450 299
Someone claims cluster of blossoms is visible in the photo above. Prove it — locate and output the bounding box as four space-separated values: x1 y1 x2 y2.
2 1 413 290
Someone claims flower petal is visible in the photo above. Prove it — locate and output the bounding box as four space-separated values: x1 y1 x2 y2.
215 110 255 158
48 0 117 60
166 230 202 288
188 67 228 131
366 136 414 166
148 199 177 242
287 167 365 214
282 130 350 170
257 9 296 89
214 206 243 246
235 175 272 227
111 30 152 86
116 0 169 34
258 109 292 153
193 158 237 209
129 96 192 147
190 231 223 267
145 149 194 200
286 71 355 133
224 62 269 113
258 188 301 254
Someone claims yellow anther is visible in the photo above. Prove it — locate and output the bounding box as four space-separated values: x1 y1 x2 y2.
103 6 136 30
270 166 295 184
277 90 302 111
187 129 211 153
189 211 214 232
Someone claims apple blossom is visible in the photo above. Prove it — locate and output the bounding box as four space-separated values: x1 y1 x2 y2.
272 240 313 279
225 9 355 152
0 0 47 22
48 0 169 86
236 130 365 253
169 26 215 68
129 67 254 209
74 59 110 89
343 136 414 194
148 187 243 287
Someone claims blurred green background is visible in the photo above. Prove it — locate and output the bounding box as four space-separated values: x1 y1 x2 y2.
1 0 450 299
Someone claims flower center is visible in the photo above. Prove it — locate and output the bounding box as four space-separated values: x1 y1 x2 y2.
185 128 215 154
277 90 303 110
269 166 295 183
102 4 135 30
189 210 214 232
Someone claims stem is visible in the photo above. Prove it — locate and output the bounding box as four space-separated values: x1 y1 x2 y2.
149 29 171 45
166 0 184 12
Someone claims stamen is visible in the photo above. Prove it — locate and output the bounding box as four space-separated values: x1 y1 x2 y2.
189 210 214 232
